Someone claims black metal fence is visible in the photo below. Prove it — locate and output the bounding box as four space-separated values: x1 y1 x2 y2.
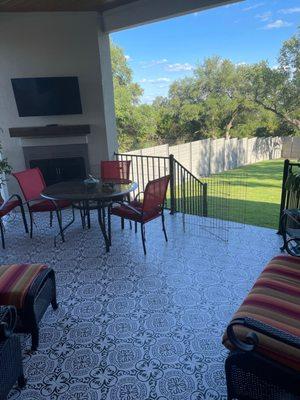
115 152 207 217
279 159 300 233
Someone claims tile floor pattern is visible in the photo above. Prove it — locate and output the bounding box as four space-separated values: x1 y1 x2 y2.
1 211 281 400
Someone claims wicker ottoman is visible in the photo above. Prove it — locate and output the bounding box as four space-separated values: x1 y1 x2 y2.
0 264 58 351
0 306 25 400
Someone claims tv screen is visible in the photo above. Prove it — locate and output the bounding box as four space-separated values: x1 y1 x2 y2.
11 77 82 117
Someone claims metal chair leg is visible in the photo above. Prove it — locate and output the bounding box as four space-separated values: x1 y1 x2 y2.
121 217 124 230
127 194 132 230
162 213 168 242
87 208 91 229
29 212 33 238
140 223 146 255
18 374 26 388
20 203 28 233
80 207 85 229
51 270 58 310
0 218 5 249
55 210 65 242
97 205 110 252
108 205 112 246
135 221 137 233
49 211 53 227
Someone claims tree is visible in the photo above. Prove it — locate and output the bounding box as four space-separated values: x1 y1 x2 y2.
248 30 300 130
193 57 257 139
153 29 299 144
111 29 299 151
111 42 144 151
154 58 258 142
0 128 12 196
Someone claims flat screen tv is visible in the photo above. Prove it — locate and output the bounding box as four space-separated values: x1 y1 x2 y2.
11 76 82 117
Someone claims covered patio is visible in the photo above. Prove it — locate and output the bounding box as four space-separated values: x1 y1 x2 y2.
2 211 280 399
3 0 298 399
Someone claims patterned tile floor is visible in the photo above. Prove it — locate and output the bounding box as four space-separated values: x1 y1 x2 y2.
1 211 281 400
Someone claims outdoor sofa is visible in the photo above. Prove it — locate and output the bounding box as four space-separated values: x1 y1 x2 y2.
223 255 300 400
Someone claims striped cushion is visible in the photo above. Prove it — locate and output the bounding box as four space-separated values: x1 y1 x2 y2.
222 255 300 371
0 264 47 309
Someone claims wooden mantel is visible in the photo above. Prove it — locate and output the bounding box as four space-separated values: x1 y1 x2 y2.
9 124 91 138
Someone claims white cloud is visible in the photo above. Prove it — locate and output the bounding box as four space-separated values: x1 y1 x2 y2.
140 59 168 68
124 55 131 61
243 3 264 12
165 63 194 72
279 7 300 14
263 19 293 29
140 77 171 84
154 78 171 82
256 11 272 21
142 95 156 104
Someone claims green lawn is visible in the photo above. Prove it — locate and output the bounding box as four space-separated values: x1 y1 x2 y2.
204 159 284 229
170 159 285 230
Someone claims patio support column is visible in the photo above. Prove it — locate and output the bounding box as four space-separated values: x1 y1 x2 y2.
97 19 118 159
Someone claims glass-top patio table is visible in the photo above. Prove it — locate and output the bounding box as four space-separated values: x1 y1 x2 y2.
42 180 138 251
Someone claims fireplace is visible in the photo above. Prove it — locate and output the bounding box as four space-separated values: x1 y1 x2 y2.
23 143 89 185
30 157 86 185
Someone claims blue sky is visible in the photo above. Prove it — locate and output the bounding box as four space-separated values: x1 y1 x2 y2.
111 0 299 104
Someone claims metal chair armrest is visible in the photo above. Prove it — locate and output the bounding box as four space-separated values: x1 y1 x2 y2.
24 198 63 211
227 317 300 352
0 194 22 211
134 191 144 202
23 198 43 205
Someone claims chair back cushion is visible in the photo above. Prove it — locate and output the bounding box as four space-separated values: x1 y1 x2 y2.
0 264 47 309
13 168 46 201
101 161 131 181
143 175 170 214
223 255 300 371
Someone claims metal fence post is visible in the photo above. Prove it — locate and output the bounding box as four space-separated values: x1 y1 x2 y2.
278 159 290 234
203 183 208 217
169 154 175 214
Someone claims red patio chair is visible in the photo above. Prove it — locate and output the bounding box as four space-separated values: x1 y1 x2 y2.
111 175 170 254
101 160 131 182
13 168 71 241
0 194 28 249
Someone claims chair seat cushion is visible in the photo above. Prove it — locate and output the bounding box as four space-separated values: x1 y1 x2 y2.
0 200 20 217
223 255 300 371
29 199 71 212
0 264 47 309
111 201 160 222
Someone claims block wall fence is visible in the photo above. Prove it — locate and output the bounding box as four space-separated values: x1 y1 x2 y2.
124 136 299 177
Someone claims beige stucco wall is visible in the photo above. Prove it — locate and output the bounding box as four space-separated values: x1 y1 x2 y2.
0 12 117 195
